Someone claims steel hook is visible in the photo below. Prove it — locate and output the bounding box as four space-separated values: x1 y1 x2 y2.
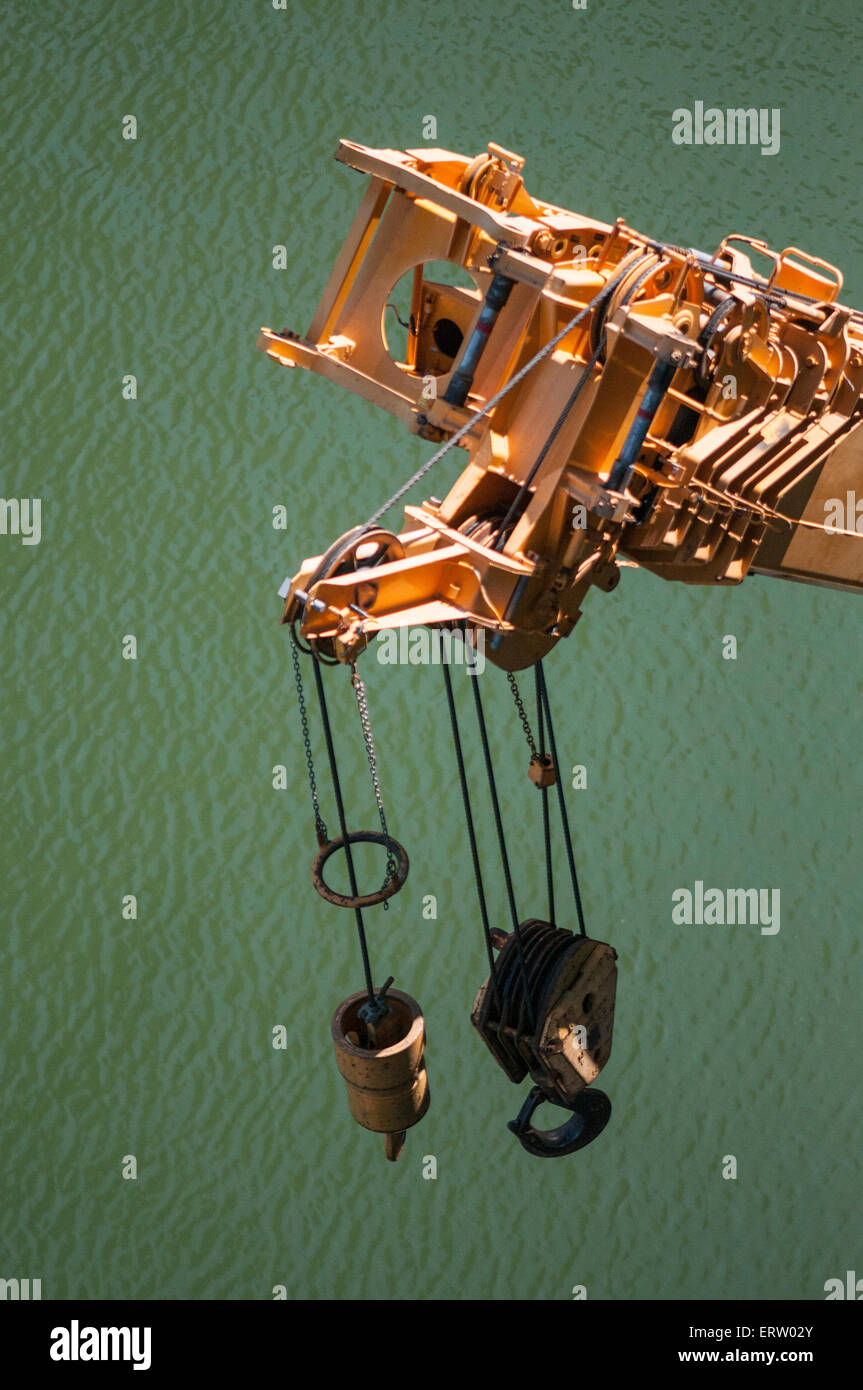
507 1085 612 1158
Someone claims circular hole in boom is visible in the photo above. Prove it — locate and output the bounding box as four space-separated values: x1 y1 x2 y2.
383 260 480 371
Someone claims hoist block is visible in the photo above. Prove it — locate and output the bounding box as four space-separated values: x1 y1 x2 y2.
471 922 617 1108
331 987 430 1160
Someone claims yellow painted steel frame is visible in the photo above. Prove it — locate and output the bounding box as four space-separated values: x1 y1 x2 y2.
259 140 863 672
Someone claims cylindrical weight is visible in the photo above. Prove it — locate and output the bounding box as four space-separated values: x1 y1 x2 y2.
331 988 430 1135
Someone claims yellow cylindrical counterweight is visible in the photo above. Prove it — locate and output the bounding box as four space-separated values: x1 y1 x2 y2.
331 988 430 1157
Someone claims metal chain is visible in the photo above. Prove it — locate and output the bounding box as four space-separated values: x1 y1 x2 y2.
507 671 538 759
289 632 328 844
350 663 398 895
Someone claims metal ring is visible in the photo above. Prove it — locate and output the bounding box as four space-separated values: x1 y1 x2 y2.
311 831 409 910
507 1085 612 1158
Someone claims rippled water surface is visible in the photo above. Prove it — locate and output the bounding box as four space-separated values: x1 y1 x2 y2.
1 0 861 1299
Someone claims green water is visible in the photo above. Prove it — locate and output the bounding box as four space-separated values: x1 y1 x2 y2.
1 0 861 1300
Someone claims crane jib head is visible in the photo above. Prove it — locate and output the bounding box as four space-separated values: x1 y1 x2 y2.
260 139 863 675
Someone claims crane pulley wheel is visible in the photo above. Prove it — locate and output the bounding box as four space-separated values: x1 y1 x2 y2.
308 525 406 591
